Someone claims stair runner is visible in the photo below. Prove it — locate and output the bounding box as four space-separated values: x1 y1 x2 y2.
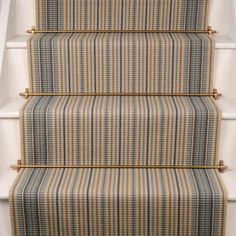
10 0 227 235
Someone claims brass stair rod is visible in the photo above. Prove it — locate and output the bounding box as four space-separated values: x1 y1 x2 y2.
27 26 217 35
19 88 222 99
11 160 227 173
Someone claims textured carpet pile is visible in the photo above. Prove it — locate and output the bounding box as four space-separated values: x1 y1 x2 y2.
10 0 227 235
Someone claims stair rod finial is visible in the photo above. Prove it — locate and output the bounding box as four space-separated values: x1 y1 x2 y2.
10 160 22 173
19 88 30 99
208 26 217 35
213 88 222 100
27 26 36 34
219 160 228 173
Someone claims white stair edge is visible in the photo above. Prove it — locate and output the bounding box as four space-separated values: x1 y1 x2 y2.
217 96 236 120
0 168 235 201
0 98 24 119
5 34 236 49
6 34 30 49
0 96 236 119
214 34 236 49
222 170 236 202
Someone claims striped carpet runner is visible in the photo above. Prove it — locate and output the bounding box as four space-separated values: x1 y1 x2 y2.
19 96 221 166
36 0 209 30
10 0 227 235
10 168 226 236
28 33 214 94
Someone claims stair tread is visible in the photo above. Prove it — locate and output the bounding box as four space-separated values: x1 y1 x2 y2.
10 168 226 234
217 97 236 120
1 96 236 119
6 34 236 49
6 35 30 49
222 170 236 201
0 98 25 118
0 168 235 201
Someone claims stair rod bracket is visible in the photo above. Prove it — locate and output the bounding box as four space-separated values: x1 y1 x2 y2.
207 26 217 36
27 26 217 35
213 88 222 99
19 88 222 99
11 160 228 173
219 160 228 173
19 88 30 98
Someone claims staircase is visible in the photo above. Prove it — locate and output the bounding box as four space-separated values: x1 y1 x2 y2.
1 0 236 235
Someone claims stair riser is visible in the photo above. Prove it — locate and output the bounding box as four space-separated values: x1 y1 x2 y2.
1 200 236 236
219 120 236 168
0 118 234 170
0 200 11 236
215 49 236 98
2 48 236 99
0 119 20 169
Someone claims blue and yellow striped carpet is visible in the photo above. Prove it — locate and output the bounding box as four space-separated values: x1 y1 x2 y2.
9 0 227 235
19 96 221 166
10 168 226 235
35 0 209 31
28 33 214 94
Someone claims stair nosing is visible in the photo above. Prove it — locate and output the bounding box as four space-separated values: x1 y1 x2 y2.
0 178 235 201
